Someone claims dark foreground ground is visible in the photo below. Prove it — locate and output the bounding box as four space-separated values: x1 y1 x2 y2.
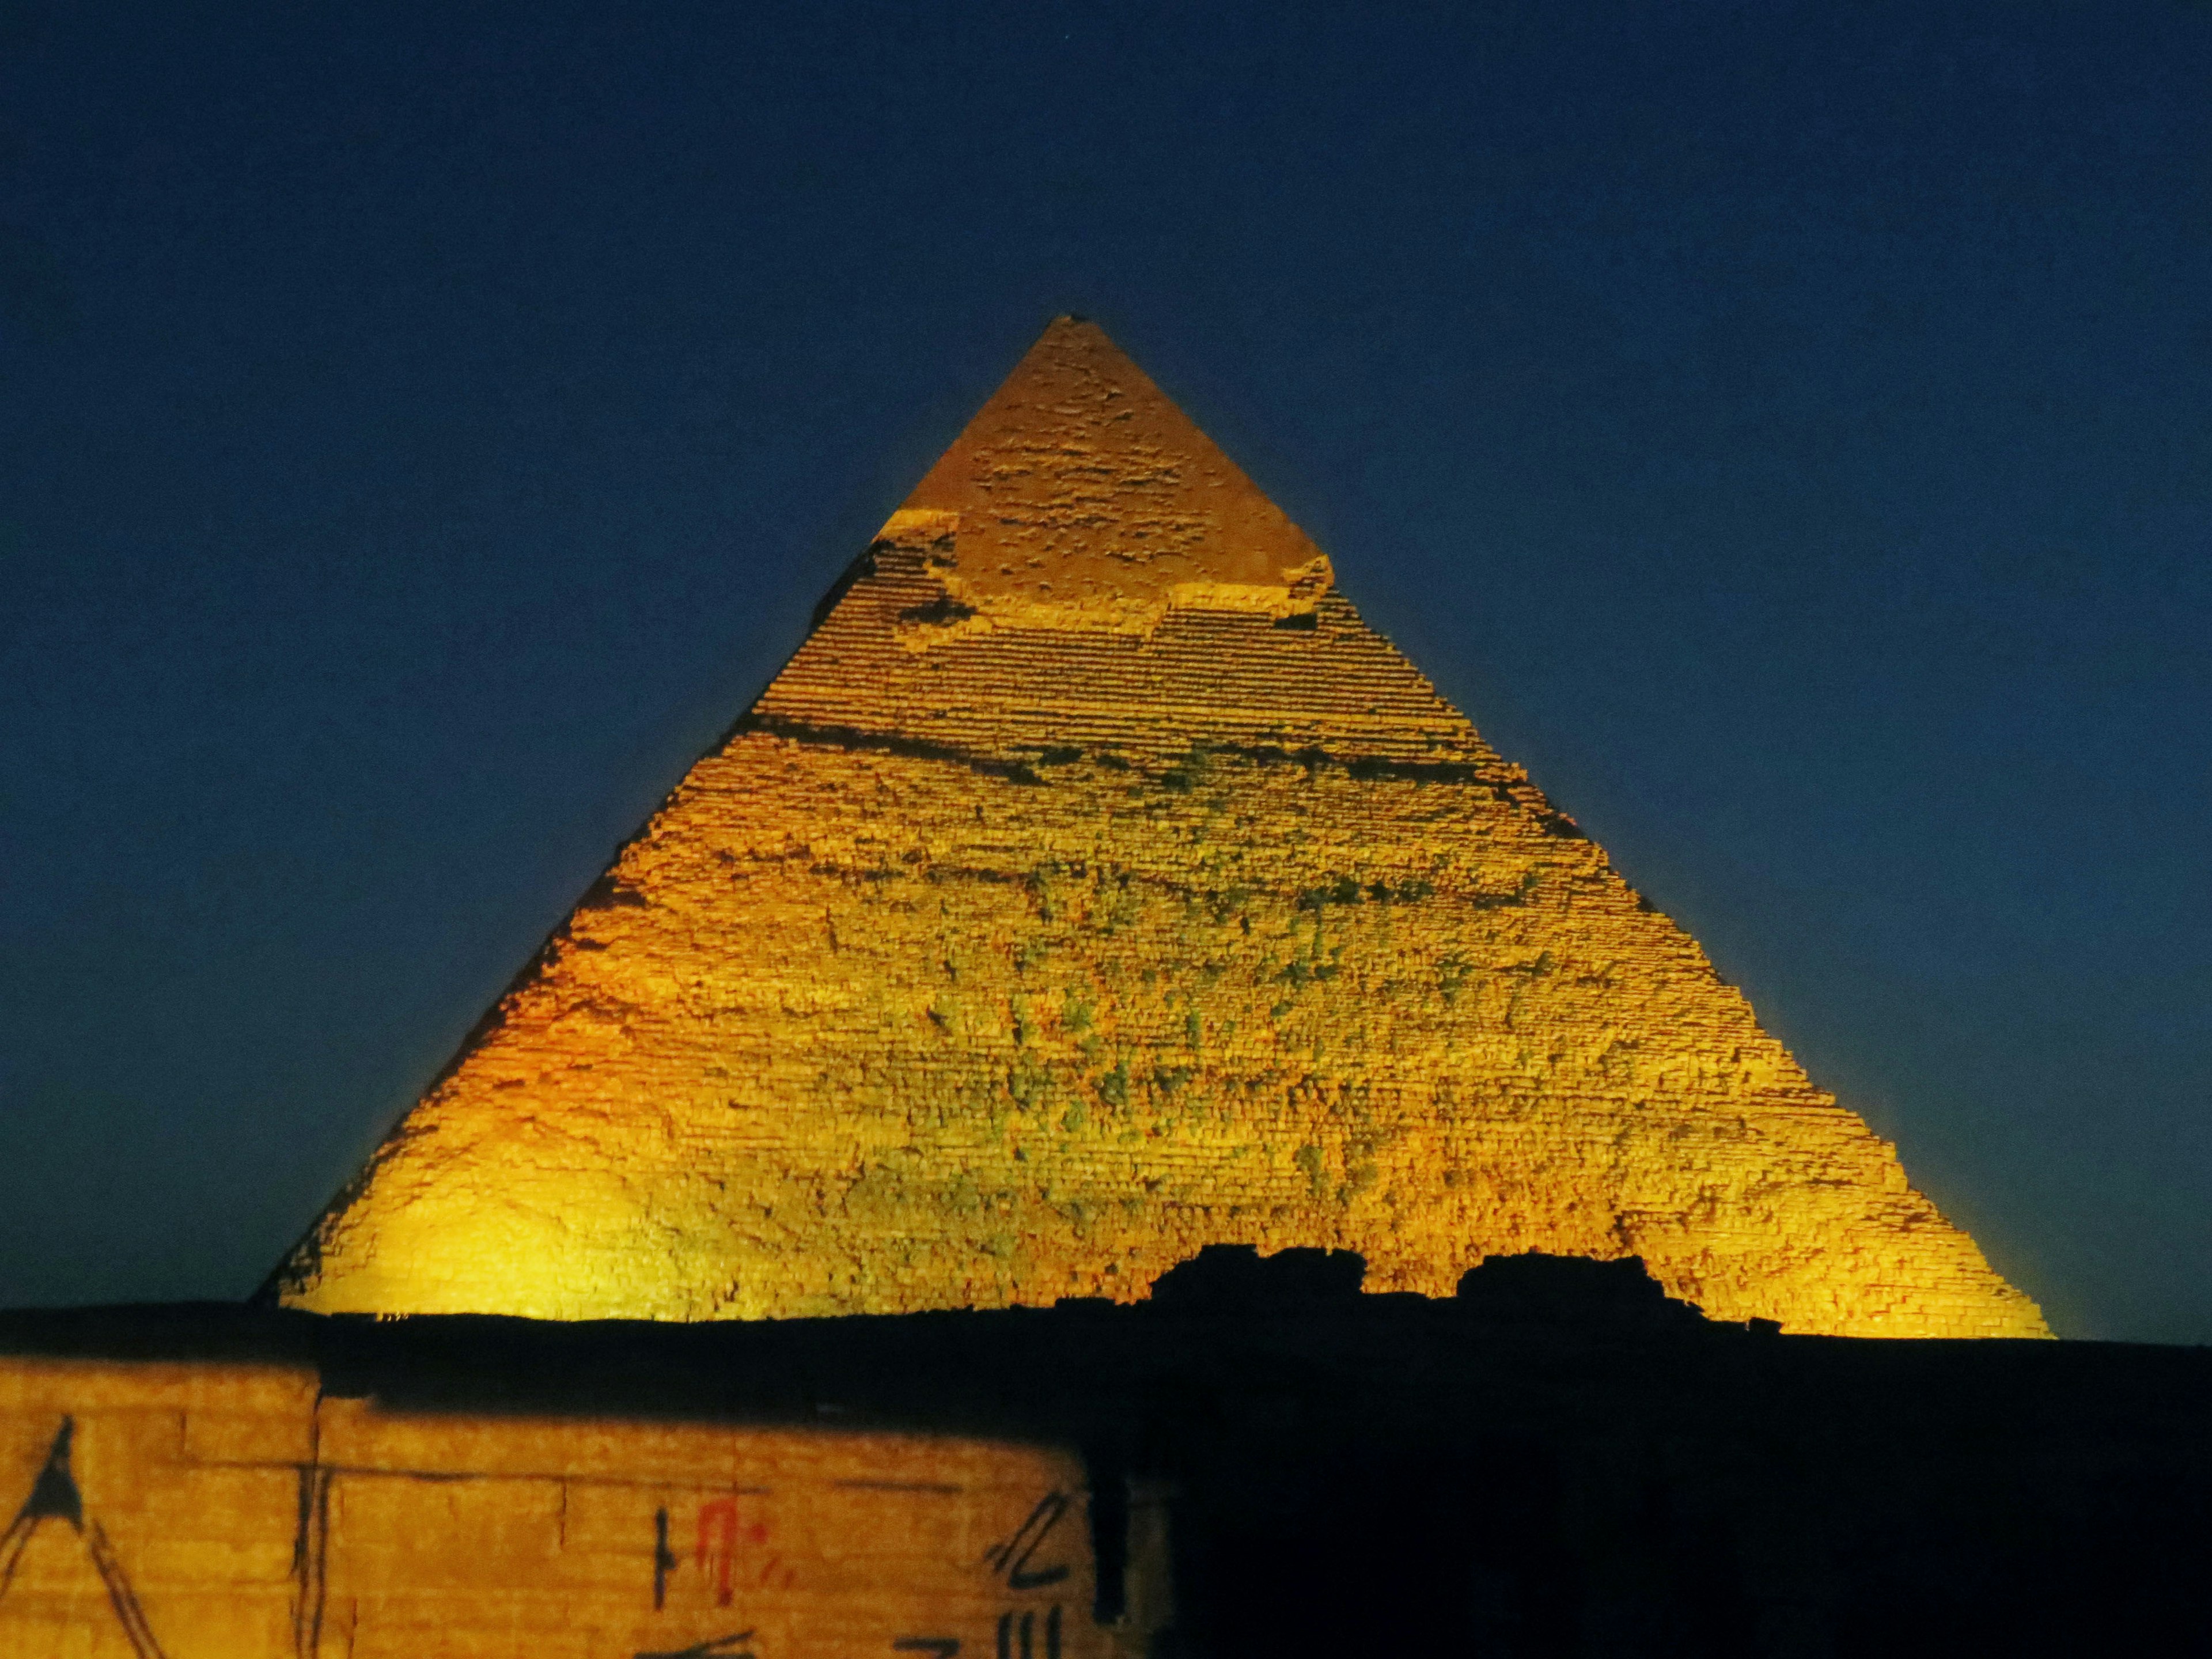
4 1251 2207 1658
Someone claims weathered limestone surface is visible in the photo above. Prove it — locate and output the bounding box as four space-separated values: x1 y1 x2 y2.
0 1362 309 1657
0 1358 1094 1658
272 317 2044 1338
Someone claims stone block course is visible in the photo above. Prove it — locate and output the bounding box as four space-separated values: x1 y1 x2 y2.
0 1355 1100 1658
268 317 2043 1340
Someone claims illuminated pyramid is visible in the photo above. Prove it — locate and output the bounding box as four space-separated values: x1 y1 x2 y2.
272 317 2047 1337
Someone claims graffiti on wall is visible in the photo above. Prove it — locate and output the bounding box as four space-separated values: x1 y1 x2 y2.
884 1489 1076 1659
0 1418 169 1659
1 1372 1106 1659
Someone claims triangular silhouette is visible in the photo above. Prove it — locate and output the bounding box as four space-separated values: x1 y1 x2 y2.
16 1419 82 1528
0 1419 169 1659
270 318 2046 1338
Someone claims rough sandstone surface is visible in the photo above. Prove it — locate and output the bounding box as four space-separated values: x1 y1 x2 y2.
273 318 2046 1338
0 1358 1095 1658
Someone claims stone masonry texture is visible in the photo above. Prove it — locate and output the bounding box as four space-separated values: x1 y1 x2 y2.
0 1355 1095 1659
271 317 2046 1338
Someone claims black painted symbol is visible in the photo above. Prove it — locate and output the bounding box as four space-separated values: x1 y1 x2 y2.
994 1606 1062 1659
14 1418 81 1528
892 1639 961 1657
985 1491 1071 1590
0 1418 170 1659
635 1628 756 1659
654 1506 680 1609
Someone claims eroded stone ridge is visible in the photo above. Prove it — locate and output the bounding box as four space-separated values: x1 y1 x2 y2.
272 319 2047 1338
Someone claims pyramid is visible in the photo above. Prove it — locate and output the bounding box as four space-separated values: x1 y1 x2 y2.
271 318 2047 1338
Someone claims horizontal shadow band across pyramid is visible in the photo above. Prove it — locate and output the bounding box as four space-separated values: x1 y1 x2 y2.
270 317 2047 1338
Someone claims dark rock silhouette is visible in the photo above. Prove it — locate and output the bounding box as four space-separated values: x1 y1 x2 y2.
2 1253 2207 1656
1146 1244 1368 1311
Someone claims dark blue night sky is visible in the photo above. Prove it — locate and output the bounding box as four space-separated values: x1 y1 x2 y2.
3 2 2207 1339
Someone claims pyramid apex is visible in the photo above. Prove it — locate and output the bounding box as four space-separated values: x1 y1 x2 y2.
886 316 1330 618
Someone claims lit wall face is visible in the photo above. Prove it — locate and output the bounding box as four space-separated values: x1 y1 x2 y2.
272 319 2044 1339
0 1361 1103 1659
0 1362 308 1657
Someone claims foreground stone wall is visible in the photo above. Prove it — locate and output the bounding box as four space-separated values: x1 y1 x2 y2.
0 1359 1101 1659
6 1278 2209 1658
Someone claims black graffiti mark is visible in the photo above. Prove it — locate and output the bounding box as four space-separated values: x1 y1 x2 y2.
985 1491 1071 1590
993 1606 1061 1659
635 1628 755 1659
0 1476 47 1599
892 1639 960 1657
85 1523 167 1659
0 1418 170 1659
291 1466 332 1659
15 1417 81 1527
653 1506 679 1609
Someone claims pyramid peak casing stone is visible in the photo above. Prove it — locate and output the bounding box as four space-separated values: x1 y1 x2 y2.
271 321 2048 1339
892 315 1331 620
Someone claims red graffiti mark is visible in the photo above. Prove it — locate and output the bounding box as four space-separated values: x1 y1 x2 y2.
696 1498 770 1608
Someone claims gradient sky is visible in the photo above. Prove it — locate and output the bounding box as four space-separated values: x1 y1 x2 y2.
3 1 2207 1340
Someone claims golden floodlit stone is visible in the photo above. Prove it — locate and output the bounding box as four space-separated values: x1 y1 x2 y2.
0 1358 1100 1659
270 317 2047 1338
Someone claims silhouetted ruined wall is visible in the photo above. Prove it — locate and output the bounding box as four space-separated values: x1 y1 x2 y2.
6 1253 2208 1658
